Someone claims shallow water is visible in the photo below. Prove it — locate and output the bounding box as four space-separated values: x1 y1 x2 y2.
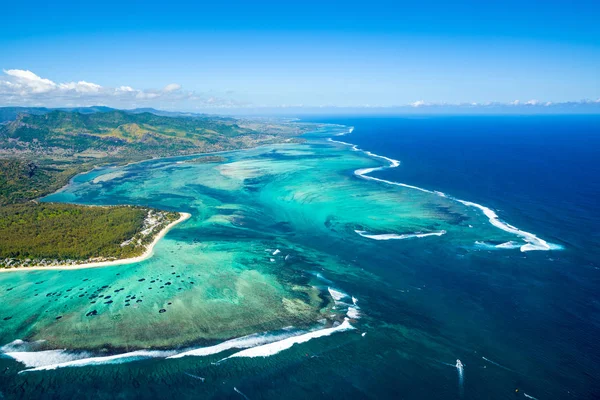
0 118 597 399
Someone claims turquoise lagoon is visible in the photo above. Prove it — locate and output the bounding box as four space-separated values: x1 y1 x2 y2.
0 123 571 399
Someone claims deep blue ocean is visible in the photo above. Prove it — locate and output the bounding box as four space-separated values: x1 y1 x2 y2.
308 115 600 262
304 115 600 398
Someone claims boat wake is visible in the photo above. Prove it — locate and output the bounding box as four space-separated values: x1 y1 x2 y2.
456 359 465 398
328 137 562 252
234 387 251 400
481 356 515 372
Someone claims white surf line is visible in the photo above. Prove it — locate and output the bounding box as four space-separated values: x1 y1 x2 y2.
16 350 176 373
220 319 355 361
326 286 361 320
8 328 301 372
328 138 560 252
5 349 93 369
321 275 361 320
167 329 301 359
327 287 349 301
335 126 355 136
524 393 539 400
354 230 446 241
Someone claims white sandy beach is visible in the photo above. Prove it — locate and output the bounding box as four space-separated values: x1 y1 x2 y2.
0 212 191 273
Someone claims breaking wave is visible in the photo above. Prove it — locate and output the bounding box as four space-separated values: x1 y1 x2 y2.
335 126 354 136
355 230 446 240
327 287 349 301
328 137 561 252
4 318 357 372
16 349 175 372
168 328 301 359
222 319 354 360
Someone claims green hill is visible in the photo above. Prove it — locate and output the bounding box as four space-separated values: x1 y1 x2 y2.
0 110 268 158
0 110 310 268
0 110 308 205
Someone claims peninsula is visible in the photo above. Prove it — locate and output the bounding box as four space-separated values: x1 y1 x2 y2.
0 107 314 269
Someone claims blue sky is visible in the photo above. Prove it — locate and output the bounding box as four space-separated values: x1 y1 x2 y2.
1 0 599 112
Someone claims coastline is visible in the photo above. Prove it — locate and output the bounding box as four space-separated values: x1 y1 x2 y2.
0 212 191 273
2 124 334 273
46 137 306 198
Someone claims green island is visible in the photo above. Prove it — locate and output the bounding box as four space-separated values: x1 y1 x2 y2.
0 107 310 269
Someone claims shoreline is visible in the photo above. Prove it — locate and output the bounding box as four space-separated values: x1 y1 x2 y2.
0 212 191 273
43 138 306 199
3 123 337 273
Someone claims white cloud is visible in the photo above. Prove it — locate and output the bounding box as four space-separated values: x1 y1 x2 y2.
58 81 102 93
163 83 181 92
3 69 57 94
116 86 135 92
135 92 160 99
0 69 240 109
410 100 428 107
1 69 598 111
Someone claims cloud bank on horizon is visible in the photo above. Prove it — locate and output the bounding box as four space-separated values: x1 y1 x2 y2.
1 69 599 113
0 69 243 110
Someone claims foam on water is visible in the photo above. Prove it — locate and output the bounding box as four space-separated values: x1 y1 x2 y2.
4 328 303 372
325 283 362 319
328 287 349 301
346 306 361 319
335 127 354 136
329 137 561 252
475 241 522 250
0 339 46 353
495 241 522 249
7 350 93 369
355 230 446 241
223 319 354 359
455 199 561 252
168 329 300 359
19 350 176 373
